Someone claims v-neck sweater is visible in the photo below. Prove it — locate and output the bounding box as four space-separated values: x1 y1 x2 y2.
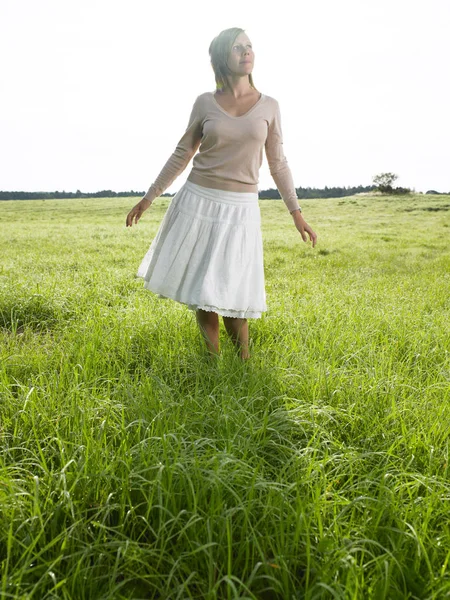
143 91 300 212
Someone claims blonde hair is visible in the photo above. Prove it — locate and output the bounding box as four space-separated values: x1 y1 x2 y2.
209 27 256 92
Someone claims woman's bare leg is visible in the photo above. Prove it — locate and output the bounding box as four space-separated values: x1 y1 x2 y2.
196 309 220 355
223 317 250 360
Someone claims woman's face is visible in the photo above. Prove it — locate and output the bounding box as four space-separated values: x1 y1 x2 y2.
226 32 254 77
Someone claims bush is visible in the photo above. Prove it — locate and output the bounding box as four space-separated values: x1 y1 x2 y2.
392 187 411 195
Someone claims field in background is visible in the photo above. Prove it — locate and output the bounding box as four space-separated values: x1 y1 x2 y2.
1 193 449 599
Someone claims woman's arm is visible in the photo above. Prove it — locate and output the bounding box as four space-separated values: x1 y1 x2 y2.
265 100 317 246
142 96 203 204
264 100 300 212
126 97 203 227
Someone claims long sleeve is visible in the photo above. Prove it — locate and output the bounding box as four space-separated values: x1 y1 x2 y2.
265 101 300 212
143 97 203 204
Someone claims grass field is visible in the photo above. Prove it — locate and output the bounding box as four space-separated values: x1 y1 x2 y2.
1 191 449 599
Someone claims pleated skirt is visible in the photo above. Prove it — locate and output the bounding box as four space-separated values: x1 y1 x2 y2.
136 180 267 318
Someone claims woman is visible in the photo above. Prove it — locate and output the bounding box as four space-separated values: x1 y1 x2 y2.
126 27 317 359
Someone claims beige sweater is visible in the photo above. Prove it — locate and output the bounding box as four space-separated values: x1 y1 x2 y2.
143 91 300 212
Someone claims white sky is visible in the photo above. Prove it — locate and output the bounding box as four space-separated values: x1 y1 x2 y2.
1 0 449 194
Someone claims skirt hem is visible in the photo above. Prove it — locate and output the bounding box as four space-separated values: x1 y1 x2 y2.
188 303 263 319
150 291 264 319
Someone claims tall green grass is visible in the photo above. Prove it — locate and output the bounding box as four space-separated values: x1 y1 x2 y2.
1 193 449 599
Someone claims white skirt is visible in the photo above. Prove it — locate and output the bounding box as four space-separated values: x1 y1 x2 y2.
136 180 267 319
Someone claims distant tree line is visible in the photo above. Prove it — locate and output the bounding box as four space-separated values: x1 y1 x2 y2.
1 181 448 201
0 189 146 201
259 184 377 199
0 185 378 201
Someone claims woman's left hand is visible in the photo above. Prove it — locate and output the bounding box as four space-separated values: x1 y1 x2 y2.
291 210 317 248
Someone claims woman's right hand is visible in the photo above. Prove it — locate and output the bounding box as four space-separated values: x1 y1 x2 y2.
126 198 151 227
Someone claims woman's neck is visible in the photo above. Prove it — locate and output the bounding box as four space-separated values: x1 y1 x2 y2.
221 76 253 98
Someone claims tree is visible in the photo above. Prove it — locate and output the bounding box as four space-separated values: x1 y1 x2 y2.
372 173 398 194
